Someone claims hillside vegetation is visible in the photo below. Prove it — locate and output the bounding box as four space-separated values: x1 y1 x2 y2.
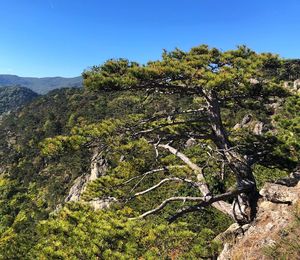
0 86 38 115
0 45 299 259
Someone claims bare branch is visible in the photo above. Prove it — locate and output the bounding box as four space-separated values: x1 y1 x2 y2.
158 144 211 196
129 196 207 220
138 108 206 125
130 188 248 220
152 133 213 144
168 188 248 223
153 138 161 160
158 143 232 216
104 82 204 96
121 168 166 186
121 166 186 187
130 177 201 199
133 119 202 137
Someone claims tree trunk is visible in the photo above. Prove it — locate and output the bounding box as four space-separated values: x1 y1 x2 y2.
205 90 259 223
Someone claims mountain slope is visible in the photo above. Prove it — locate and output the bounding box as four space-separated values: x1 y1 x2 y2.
0 86 38 114
0 74 82 94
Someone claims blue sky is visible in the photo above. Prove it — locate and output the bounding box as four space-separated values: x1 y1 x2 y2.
0 0 299 77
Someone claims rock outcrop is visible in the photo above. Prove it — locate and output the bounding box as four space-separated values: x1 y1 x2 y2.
64 148 116 210
64 174 90 202
65 148 107 202
217 171 300 260
89 197 118 210
283 79 300 94
233 114 265 135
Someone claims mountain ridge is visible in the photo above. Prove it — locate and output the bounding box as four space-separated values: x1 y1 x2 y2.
0 74 83 94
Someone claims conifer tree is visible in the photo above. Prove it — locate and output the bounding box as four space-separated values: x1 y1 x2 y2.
82 45 289 223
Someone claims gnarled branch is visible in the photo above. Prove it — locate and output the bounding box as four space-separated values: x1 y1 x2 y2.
129 196 207 220
168 188 248 223
130 177 201 199
121 165 186 187
158 144 210 195
158 143 233 217
130 188 248 221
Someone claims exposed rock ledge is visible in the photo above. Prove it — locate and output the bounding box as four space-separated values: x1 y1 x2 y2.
63 148 118 210
64 148 108 203
217 172 300 260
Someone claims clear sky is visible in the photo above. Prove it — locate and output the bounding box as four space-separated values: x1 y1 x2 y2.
0 0 300 77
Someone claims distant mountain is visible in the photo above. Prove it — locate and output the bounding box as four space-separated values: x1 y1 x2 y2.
0 74 83 94
0 86 39 115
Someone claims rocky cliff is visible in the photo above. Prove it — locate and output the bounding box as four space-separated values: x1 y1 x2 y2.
217 171 300 259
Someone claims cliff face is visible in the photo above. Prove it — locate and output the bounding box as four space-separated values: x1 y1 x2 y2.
217 172 300 260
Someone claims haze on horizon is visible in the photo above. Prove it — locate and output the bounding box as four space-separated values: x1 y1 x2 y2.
0 0 300 78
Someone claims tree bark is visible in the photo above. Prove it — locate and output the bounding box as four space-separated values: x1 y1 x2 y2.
205 90 259 223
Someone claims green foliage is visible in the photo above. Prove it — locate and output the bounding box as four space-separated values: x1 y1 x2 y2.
83 45 286 101
253 165 289 188
273 95 300 162
40 135 89 156
279 59 300 80
28 203 221 259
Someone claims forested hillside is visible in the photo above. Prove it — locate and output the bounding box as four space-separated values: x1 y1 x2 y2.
0 86 38 115
0 45 299 259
